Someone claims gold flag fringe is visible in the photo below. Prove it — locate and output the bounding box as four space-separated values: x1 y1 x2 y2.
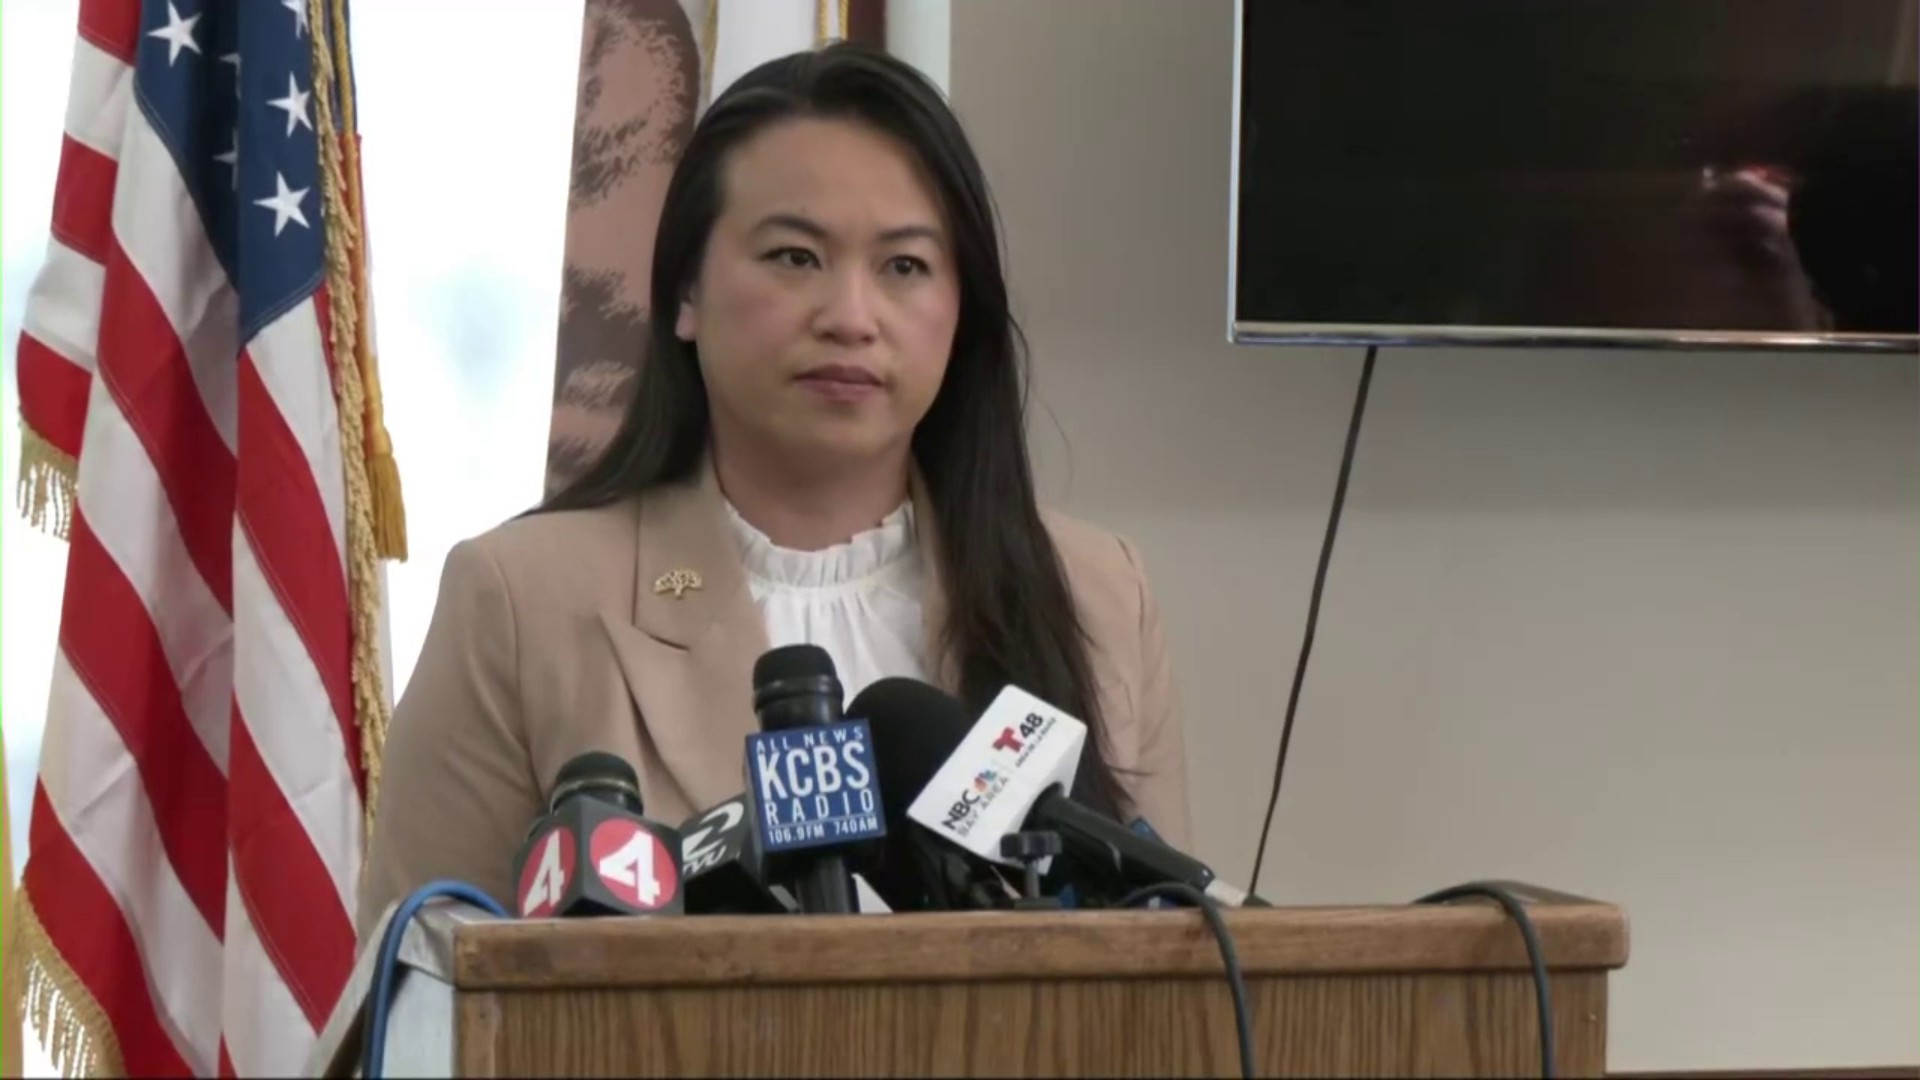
310 0 393 842
324 0 408 564
7 890 124 1078
15 424 76 542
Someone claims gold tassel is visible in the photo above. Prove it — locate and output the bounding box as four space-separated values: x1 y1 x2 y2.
310 0 393 845
366 430 408 563
8 890 124 1078
15 424 75 542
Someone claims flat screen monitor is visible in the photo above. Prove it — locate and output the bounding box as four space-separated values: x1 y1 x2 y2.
1229 0 1919 351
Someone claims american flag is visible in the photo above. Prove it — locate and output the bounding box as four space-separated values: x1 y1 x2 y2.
10 0 394 1075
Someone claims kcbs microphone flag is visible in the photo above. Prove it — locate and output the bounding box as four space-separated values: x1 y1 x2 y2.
7 0 404 1075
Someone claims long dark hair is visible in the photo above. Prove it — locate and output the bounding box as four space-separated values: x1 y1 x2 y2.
537 42 1130 817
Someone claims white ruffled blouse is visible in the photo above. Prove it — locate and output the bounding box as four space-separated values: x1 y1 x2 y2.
724 500 931 701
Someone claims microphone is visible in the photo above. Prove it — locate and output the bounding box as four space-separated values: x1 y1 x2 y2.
511 751 685 917
676 794 795 914
864 678 1262 908
851 679 1024 912
744 645 887 914
1124 818 1266 908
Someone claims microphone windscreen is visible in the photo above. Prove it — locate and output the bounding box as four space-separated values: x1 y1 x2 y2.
752 643 837 686
553 750 638 789
752 644 844 726
847 678 973 825
844 678 1019 913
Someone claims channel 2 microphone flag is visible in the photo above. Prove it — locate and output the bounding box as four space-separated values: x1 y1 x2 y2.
7 0 405 1075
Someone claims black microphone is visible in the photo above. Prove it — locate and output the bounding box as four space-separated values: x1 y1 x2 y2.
511 751 685 917
743 645 887 914
676 794 794 914
857 678 1263 909
851 679 1019 912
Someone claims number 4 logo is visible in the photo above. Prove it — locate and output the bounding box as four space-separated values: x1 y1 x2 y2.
589 820 679 911
517 827 575 918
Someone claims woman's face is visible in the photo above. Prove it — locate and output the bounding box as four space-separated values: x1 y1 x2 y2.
677 116 961 474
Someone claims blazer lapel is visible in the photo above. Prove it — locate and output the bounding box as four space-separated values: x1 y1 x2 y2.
600 458 959 815
600 459 768 814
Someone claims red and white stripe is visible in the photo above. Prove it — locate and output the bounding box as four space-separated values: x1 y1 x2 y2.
18 2 369 1075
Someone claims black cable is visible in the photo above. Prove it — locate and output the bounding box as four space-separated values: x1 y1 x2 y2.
1119 882 1256 1080
1247 344 1379 897
1416 882 1556 1079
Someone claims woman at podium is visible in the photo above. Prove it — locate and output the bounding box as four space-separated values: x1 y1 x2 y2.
357 43 1192 935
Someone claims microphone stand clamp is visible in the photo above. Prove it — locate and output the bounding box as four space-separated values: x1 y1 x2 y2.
1000 830 1065 910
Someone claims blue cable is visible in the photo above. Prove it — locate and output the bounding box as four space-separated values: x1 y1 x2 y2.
361 880 508 1080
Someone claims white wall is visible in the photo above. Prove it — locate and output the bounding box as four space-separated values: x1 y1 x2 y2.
951 1 1920 1072
886 0 950 98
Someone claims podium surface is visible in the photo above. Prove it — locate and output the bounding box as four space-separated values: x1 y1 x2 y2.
330 881 1627 1078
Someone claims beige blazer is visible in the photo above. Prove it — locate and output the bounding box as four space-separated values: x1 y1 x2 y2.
356 462 1192 937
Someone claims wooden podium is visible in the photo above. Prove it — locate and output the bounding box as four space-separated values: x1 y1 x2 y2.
311 881 1627 1078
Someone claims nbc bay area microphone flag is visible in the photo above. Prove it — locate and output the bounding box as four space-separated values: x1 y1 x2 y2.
7 0 406 1075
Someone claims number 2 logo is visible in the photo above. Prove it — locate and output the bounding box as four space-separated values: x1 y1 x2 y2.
680 801 745 875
